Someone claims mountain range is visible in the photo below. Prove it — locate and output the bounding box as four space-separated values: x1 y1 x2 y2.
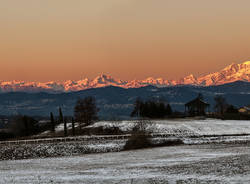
0 81 249 118
0 61 249 93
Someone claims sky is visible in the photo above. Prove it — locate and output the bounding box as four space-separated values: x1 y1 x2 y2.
0 0 250 82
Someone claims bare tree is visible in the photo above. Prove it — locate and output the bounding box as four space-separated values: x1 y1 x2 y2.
71 117 75 136
130 97 143 117
131 97 173 118
8 115 38 137
59 107 67 136
74 96 99 130
64 119 68 137
59 107 63 124
50 112 55 132
214 95 228 115
124 119 155 150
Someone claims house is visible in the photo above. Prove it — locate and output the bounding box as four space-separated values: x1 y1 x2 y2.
185 97 210 116
238 106 250 115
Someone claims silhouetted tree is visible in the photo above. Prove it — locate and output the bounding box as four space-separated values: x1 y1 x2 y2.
131 98 173 119
50 112 55 132
130 97 143 117
214 95 228 115
58 107 67 136
74 96 99 129
166 104 173 115
64 119 67 137
59 107 63 124
158 102 166 117
8 115 38 137
72 117 75 136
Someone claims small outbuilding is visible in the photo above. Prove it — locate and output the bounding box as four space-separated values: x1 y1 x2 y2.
185 97 210 116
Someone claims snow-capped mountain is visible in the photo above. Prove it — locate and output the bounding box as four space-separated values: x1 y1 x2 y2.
0 61 249 92
196 61 250 85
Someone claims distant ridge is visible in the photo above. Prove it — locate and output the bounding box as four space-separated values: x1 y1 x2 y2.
0 81 249 117
0 61 249 93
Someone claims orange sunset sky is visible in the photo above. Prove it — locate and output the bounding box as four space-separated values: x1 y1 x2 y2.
0 0 250 82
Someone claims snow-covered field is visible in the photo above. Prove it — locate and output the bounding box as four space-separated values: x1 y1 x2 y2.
38 119 250 146
1 143 250 184
41 119 250 138
89 119 250 136
1 119 250 183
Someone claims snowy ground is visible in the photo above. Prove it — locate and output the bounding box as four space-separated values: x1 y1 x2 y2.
89 119 250 136
2 119 250 183
1 143 250 184
40 119 250 138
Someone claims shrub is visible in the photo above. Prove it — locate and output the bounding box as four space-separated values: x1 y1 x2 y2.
124 120 184 150
124 120 153 150
123 133 152 150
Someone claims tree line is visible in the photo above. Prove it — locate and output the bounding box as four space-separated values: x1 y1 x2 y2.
131 98 173 119
213 95 239 116
1 96 99 139
1 93 248 140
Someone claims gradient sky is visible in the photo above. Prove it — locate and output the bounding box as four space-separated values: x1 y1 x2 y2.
0 0 250 82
